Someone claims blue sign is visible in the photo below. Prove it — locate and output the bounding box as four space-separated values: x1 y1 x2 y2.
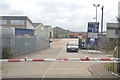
88 22 99 33
87 22 99 45
15 28 34 36
86 38 98 45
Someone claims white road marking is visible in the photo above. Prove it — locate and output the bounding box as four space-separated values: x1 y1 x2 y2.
49 68 87 70
42 47 64 78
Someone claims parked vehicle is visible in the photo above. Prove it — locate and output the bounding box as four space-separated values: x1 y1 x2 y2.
66 42 78 52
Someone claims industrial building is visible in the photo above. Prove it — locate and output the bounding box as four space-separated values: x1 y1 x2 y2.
0 16 34 29
44 25 53 40
53 27 70 38
97 22 120 50
34 23 50 51
1 16 50 57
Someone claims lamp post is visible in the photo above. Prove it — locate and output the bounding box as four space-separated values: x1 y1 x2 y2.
93 4 100 22
93 4 100 50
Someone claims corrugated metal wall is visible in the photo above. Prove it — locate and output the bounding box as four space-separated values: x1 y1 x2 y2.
100 35 116 50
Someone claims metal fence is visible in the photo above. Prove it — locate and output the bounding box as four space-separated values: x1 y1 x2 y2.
36 37 50 51
2 27 49 56
14 36 36 56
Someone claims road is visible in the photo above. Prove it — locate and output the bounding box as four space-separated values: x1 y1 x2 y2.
2 38 114 78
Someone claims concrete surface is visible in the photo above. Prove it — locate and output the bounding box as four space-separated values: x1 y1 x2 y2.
88 63 120 79
2 38 117 78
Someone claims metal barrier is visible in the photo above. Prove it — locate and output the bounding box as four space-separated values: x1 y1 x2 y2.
1 57 120 63
2 57 120 79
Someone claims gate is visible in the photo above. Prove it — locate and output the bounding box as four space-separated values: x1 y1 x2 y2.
1 57 120 80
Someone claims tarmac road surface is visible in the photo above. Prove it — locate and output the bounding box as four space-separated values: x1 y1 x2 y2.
2 38 114 78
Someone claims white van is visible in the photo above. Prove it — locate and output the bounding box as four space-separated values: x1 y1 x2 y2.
66 42 78 52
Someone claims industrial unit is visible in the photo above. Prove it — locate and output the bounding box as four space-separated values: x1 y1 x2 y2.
1 16 51 57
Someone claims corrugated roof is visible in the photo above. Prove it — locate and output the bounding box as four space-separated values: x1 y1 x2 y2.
44 25 51 29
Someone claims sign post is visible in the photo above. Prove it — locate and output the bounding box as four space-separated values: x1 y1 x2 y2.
87 22 99 50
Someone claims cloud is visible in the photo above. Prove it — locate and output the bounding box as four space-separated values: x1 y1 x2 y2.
0 0 120 32
0 0 11 14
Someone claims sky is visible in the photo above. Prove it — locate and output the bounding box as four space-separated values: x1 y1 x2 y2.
0 0 120 32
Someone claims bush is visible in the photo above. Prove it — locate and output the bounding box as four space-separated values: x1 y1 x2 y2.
2 48 13 59
105 63 118 73
105 63 114 71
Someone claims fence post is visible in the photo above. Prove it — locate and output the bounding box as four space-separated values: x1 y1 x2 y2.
117 38 120 74
117 21 120 74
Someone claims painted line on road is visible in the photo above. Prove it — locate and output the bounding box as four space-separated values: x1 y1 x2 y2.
48 68 87 70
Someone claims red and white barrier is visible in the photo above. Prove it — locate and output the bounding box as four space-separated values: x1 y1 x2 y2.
0 57 120 63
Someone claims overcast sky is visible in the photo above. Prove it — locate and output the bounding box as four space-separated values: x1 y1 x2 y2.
0 0 120 32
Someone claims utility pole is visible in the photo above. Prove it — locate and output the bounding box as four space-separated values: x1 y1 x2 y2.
93 4 100 50
100 6 104 50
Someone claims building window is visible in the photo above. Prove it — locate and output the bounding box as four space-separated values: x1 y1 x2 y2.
11 20 24 25
0 20 6 25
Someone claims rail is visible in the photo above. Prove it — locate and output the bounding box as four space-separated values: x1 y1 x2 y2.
1 57 120 63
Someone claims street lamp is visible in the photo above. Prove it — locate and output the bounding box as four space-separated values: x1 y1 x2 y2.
93 4 100 51
93 4 100 22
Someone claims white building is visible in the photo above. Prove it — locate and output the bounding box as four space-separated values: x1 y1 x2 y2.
106 23 119 38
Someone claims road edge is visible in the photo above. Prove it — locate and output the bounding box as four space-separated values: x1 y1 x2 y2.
87 68 101 80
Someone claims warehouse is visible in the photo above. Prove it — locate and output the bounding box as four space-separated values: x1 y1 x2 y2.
44 25 53 40
34 23 50 50
53 27 70 38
